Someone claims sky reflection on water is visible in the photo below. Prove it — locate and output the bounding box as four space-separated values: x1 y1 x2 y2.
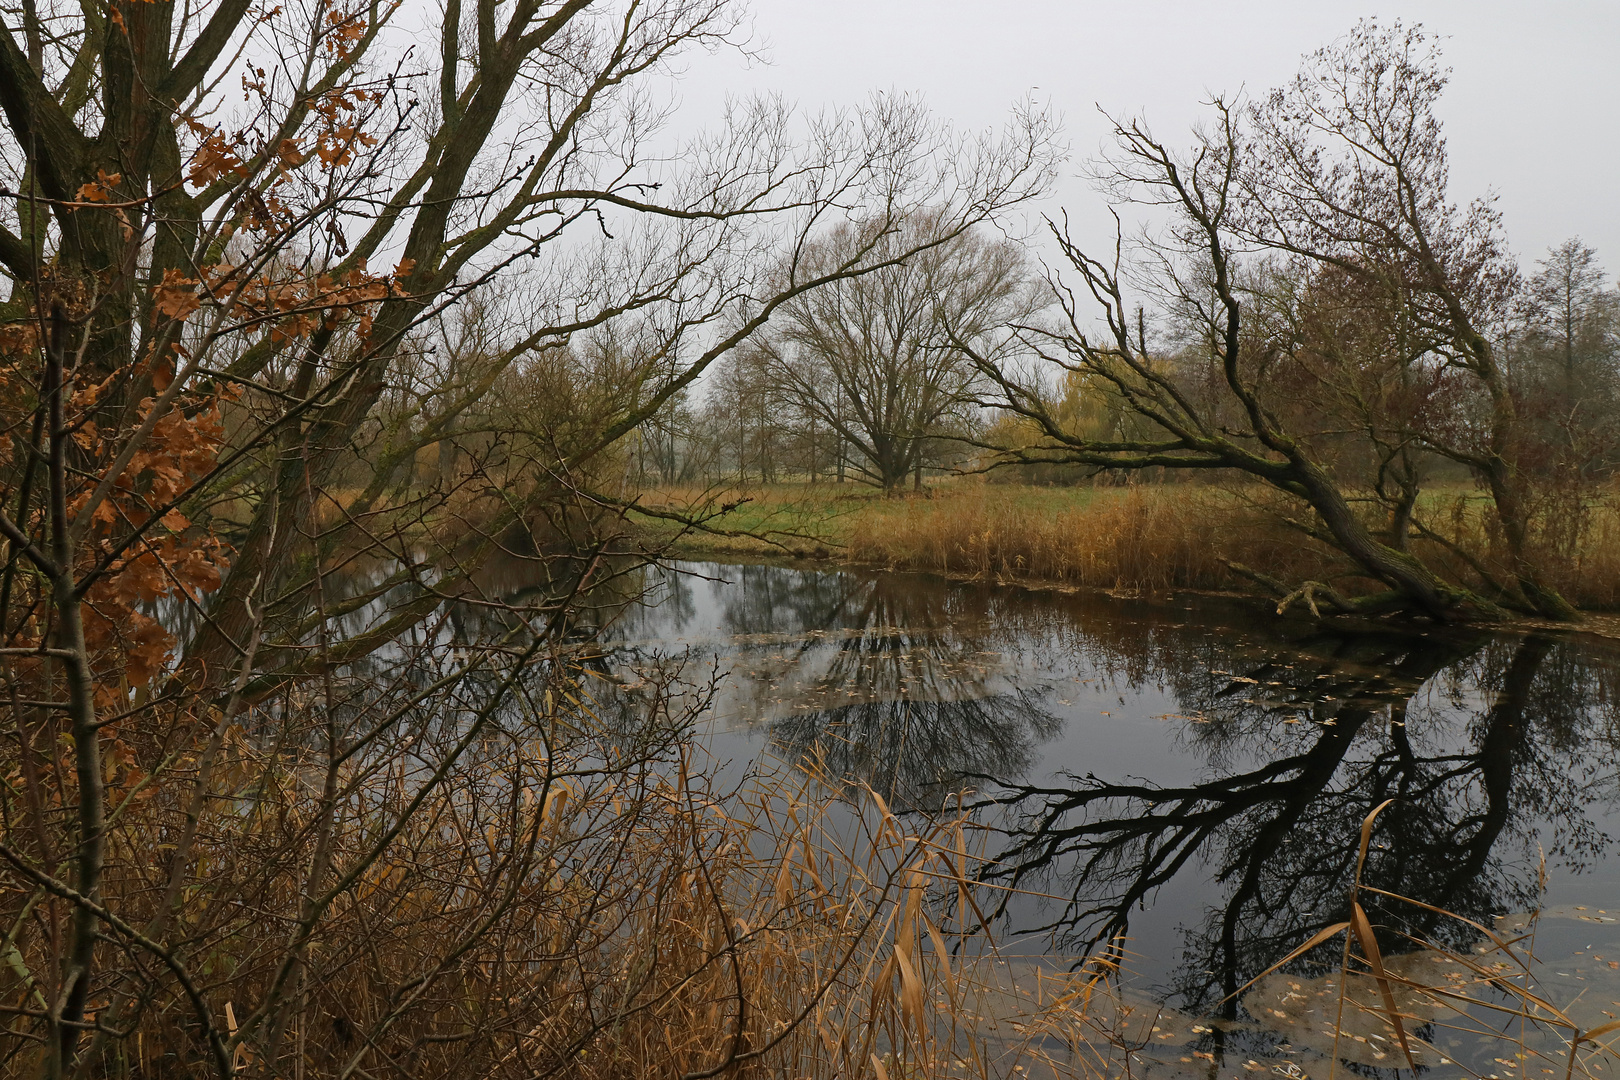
597 560 1620 1015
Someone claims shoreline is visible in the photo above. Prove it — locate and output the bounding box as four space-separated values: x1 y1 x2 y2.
659 539 1620 646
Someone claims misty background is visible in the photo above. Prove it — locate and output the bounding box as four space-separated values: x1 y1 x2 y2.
668 1 1618 266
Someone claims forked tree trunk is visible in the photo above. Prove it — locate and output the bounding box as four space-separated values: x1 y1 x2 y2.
1291 457 1489 620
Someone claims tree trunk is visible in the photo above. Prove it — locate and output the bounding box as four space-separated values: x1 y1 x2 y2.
1291 458 1482 620
1482 458 1578 619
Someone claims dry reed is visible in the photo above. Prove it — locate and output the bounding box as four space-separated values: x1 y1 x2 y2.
834 483 1620 610
844 485 1305 594
5 653 1125 1080
18 666 1616 1079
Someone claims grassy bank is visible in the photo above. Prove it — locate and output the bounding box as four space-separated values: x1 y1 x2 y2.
636 480 1620 610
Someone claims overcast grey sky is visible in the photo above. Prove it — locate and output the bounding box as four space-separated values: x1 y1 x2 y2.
674 0 1619 277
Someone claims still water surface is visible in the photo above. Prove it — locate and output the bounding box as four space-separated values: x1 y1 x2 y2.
597 559 1620 1022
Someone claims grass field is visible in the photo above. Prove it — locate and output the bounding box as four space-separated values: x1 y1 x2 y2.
635 481 1105 553
633 478 1620 611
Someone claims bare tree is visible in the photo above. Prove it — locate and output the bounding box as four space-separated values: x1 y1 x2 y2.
750 215 1041 493
966 22 1583 621
1528 240 1614 392
1517 240 1620 474
1231 21 1573 618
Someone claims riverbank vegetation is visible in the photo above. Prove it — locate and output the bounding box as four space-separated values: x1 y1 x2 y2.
637 479 1620 610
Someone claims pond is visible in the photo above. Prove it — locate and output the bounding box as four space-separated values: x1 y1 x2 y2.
594 558 1620 1066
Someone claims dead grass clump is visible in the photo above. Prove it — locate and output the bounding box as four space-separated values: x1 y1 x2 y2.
1409 490 1620 612
1568 501 1620 609
636 478 1620 610
836 482 1620 611
841 484 1351 594
844 485 1220 590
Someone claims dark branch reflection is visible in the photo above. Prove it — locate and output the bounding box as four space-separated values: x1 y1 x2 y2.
538 558 1618 1016
982 626 1617 1011
771 692 1061 812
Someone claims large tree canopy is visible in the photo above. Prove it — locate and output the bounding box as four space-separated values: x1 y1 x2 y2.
966 21 1584 622
745 214 1040 493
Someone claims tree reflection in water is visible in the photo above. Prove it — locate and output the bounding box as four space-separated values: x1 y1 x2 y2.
772 693 1061 813
981 627 1618 1011
580 560 1619 1013
706 565 1062 811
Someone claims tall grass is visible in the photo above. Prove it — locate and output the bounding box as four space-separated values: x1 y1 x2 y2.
636 482 1273 590
1419 488 1620 612
1572 508 1620 610
837 483 1369 598
845 485 1231 592
13 659 1126 1079
804 482 1620 611
38 666 1620 1078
